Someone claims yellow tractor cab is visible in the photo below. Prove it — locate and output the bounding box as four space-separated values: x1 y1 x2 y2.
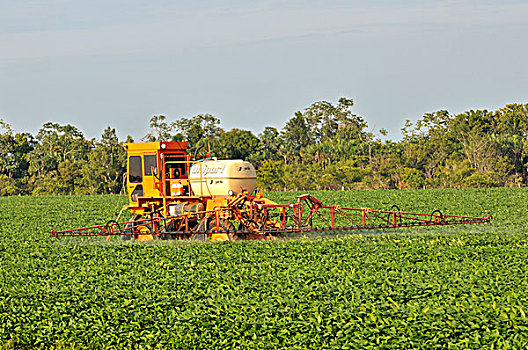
125 141 196 213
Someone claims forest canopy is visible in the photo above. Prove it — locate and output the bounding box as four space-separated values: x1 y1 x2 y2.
1 98 527 195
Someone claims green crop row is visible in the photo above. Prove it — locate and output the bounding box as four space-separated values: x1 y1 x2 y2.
1 188 527 349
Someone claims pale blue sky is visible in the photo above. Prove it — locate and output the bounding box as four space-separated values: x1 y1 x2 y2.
1 0 527 140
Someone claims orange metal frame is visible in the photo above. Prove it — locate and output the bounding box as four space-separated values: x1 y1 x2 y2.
51 193 491 239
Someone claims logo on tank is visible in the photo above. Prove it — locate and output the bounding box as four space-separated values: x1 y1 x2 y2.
190 164 227 176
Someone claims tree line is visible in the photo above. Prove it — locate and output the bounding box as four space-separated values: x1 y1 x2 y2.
1 98 527 196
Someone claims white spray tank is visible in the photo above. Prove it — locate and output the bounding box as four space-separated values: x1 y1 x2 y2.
188 158 257 197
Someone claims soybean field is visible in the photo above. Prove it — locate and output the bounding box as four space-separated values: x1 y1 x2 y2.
1 188 527 349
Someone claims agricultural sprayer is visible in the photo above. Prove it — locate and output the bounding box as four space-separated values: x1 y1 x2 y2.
51 141 491 240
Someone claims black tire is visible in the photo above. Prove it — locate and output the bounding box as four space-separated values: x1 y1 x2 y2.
193 215 211 241
121 215 154 240
193 218 238 241
233 223 248 240
121 214 141 240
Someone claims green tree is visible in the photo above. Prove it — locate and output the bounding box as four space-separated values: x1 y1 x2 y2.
256 160 285 190
397 167 425 189
258 127 281 162
28 123 90 195
172 114 223 155
0 120 35 195
279 112 312 164
400 111 455 188
143 115 172 142
494 104 528 183
0 120 16 178
218 128 260 161
303 97 367 142
80 127 127 194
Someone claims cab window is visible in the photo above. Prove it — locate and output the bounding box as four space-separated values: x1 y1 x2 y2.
129 156 142 183
144 155 157 176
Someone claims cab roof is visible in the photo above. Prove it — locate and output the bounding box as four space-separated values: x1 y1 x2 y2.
124 141 189 153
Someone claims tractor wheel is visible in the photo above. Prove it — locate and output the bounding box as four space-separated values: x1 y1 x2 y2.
232 223 248 240
209 219 235 242
121 215 154 241
121 215 140 240
192 218 236 242
192 216 210 241
136 223 154 241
